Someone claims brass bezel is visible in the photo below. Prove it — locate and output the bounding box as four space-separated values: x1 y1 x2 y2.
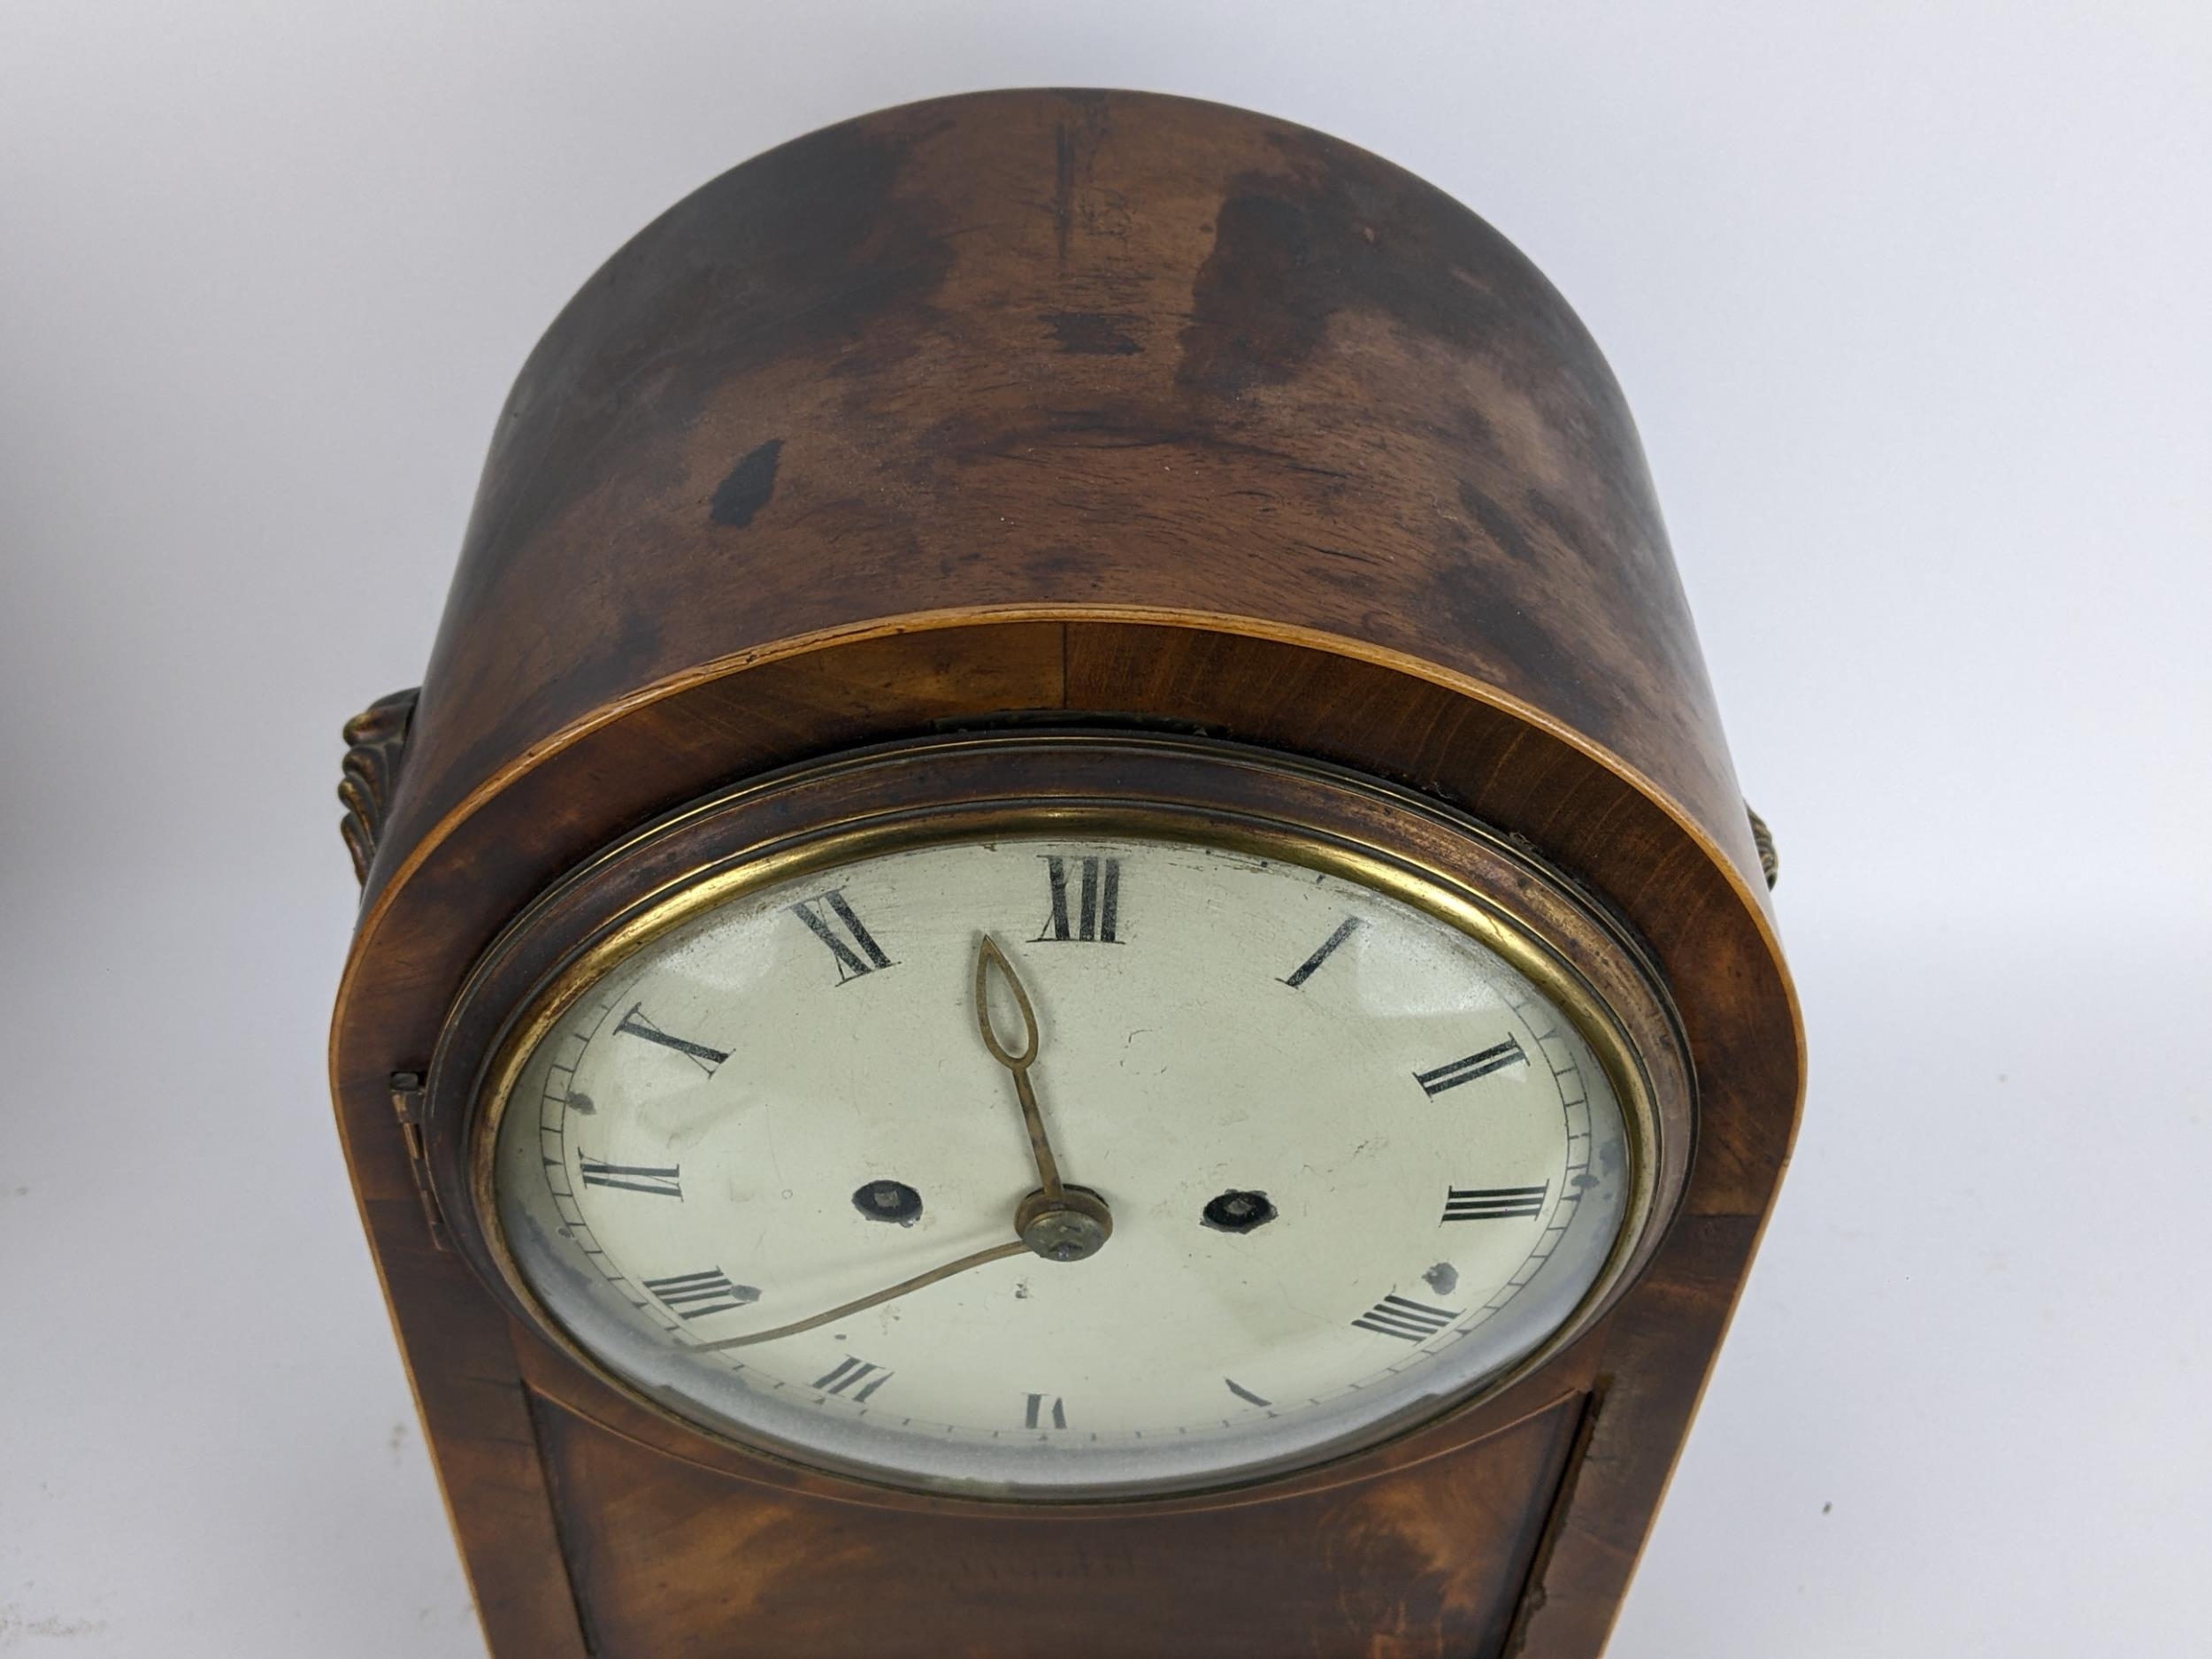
426 731 1694 1508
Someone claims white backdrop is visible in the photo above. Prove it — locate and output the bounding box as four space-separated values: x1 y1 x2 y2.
3 3 2207 1654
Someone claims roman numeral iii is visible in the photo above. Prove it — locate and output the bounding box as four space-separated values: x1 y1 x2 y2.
814 1357 893 1402
1037 856 1119 942
641 1268 760 1318
1442 1182 1549 1222
578 1158 682 1198
1414 1036 1527 1096
1351 1294 1460 1342
790 889 895 982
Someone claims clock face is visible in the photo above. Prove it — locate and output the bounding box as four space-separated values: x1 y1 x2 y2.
488 832 1641 1497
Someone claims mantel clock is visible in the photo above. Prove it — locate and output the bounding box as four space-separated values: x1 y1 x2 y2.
332 88 1800 1659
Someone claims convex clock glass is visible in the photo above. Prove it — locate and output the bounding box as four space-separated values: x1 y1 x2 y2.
481 788 1656 1498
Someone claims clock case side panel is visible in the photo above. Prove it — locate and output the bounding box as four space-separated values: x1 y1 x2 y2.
327 628 1073 1659
331 626 1798 1659
353 87 1773 925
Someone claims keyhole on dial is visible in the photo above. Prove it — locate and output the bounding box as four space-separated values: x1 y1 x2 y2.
853 1180 924 1225
1202 1189 1278 1233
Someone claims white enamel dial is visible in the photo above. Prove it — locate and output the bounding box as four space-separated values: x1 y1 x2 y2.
490 833 1638 1496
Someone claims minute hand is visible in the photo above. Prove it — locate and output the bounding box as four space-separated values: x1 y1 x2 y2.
687 1237 1028 1352
974 933 1067 1200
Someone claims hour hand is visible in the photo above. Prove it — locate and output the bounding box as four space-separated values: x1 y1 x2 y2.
974 933 1064 1198
974 933 1111 1262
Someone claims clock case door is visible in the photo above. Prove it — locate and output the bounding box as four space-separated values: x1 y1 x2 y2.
329 88 1801 1659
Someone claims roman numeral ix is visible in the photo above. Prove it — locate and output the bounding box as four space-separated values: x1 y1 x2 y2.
1037 856 1119 943
1415 1036 1528 1096
814 1356 893 1402
641 1268 760 1318
790 889 895 983
1352 1294 1460 1343
578 1157 682 1198
1442 1182 1550 1223
614 1003 729 1074
1024 1393 1069 1429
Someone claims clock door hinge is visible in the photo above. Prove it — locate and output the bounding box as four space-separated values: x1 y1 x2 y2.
387 1071 452 1252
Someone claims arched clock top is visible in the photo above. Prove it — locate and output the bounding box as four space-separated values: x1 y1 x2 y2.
358 89 1770 927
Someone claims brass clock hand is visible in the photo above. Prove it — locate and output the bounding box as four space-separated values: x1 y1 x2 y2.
973 933 1065 1200
687 1236 1030 1351
695 933 1112 1357
974 933 1113 1263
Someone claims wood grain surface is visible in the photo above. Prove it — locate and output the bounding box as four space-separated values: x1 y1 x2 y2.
331 88 1801 1659
365 88 1767 918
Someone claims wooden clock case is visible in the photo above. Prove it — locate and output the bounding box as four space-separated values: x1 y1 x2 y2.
331 88 1801 1659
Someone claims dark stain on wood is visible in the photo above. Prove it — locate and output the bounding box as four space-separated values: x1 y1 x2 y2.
434 117 955 703
1458 480 1541 567
1177 190 1334 398
1041 311 1143 355
710 438 782 527
369 91 1767 906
